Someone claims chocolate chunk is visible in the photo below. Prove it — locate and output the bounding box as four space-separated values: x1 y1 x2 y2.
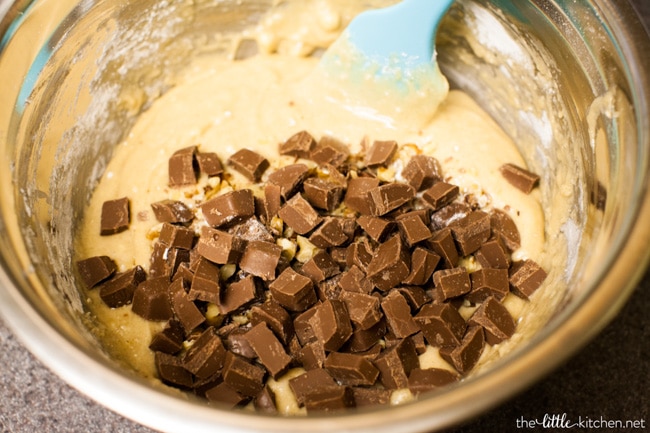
297 342 327 370
200 189 255 228
222 351 266 397
397 213 432 246
337 265 373 294
433 267 471 300
475 237 511 269
149 320 185 355
309 136 350 167
149 242 190 279
131 276 174 321
304 386 355 412
293 307 318 345
250 301 293 344
168 278 205 333
439 326 485 375
351 387 391 407
254 385 278 414
99 265 146 308
396 286 431 311
309 299 353 352
278 193 322 235
303 177 344 211
427 228 460 268
467 268 510 303
258 183 282 224
468 296 516 345
77 256 116 289
196 151 223 177
324 352 379 386
196 226 244 265
366 235 411 291
357 215 394 243
509 259 547 299
402 154 441 191
269 267 317 312
364 140 397 167
343 177 380 215
500 163 540 193
230 217 274 243
227 149 269 182
368 183 415 216
279 130 317 159
239 240 281 281
220 275 260 314
267 163 310 199
346 239 374 272
309 217 349 248
430 202 471 231
415 303 466 347
188 257 220 303
151 200 194 224
168 146 198 187
340 291 382 330
159 223 194 250
347 323 386 354
408 368 459 395
100 197 130 235
450 211 491 256
490 209 521 251
225 328 257 359
244 323 292 379
404 247 440 285
204 382 248 407
182 327 227 378
373 337 419 389
301 251 341 283
155 352 193 388
422 181 459 210
381 291 419 338
288 368 337 407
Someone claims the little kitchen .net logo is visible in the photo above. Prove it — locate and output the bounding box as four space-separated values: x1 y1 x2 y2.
516 413 647 430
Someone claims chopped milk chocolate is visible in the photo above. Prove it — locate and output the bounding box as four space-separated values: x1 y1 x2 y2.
131 276 173 321
99 265 146 308
302 177 344 211
196 151 223 177
151 200 194 224
278 193 322 235
239 240 282 281
509 259 547 299
227 149 269 182
81 130 548 413
269 267 317 312
468 296 516 345
439 326 485 375
402 154 441 191
77 256 116 289
500 162 540 193
267 163 310 199
100 197 130 235
364 140 398 167
200 189 255 228
368 183 415 216
168 146 198 187
279 130 317 159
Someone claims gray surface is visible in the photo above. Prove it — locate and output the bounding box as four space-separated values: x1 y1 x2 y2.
1 2 649 433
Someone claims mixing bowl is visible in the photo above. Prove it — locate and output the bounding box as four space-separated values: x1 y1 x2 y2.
0 0 648 432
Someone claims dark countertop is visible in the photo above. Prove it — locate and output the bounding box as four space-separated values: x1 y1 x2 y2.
1 2 649 433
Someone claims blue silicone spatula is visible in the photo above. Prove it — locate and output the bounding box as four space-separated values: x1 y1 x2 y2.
341 0 454 73
316 0 455 126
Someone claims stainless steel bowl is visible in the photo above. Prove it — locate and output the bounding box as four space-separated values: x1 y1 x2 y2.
0 1 648 432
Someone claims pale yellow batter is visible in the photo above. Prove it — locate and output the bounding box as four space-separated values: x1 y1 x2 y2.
76 0 545 414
